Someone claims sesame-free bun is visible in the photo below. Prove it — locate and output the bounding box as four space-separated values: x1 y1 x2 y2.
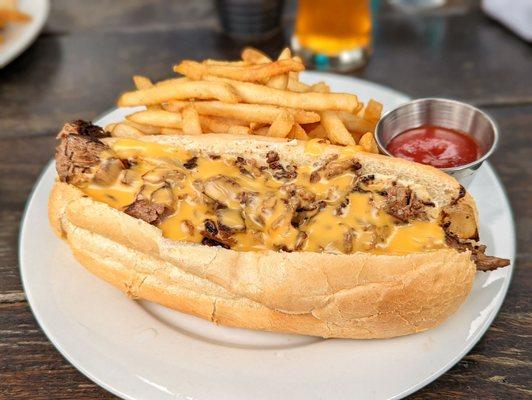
49 134 477 339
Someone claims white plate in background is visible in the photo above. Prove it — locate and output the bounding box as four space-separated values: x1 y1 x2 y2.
0 0 49 68
20 73 515 400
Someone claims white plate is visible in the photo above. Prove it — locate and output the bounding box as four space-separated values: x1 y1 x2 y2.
20 73 515 400
0 0 49 68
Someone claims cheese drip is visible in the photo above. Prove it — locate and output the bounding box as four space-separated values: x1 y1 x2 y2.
80 139 446 254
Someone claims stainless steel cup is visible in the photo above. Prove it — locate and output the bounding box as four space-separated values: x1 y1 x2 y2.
375 98 499 187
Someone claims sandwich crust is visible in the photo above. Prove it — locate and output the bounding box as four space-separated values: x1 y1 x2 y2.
49 179 476 339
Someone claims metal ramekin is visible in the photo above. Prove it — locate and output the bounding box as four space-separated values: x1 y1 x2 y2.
375 98 500 187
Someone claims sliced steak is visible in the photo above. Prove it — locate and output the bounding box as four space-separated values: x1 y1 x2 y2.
384 184 426 222
201 218 235 249
322 158 361 179
445 233 510 271
55 134 108 185
124 199 171 225
55 120 111 184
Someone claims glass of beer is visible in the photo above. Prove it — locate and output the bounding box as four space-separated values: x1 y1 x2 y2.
291 0 372 72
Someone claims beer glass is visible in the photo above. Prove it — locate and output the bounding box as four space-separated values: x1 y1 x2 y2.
291 0 372 71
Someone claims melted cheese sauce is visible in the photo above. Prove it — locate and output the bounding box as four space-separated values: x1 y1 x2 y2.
81 139 446 255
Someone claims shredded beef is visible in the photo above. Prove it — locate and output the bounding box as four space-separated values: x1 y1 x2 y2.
55 134 108 184
451 185 467 205
273 165 297 180
124 199 170 225
291 201 325 228
283 183 316 211
343 229 356 253
201 230 234 248
360 174 375 184
384 184 426 222
55 120 111 184
234 156 262 178
201 237 230 249
322 158 361 179
204 219 218 235
183 157 198 169
445 233 510 271
264 151 298 180
201 218 235 248
266 151 280 164
266 151 282 170
309 171 320 183
57 120 108 139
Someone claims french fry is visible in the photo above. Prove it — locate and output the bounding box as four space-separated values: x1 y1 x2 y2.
287 76 310 92
133 75 153 90
174 59 304 82
0 1 31 44
288 56 304 82
220 117 249 126
165 101 320 124
124 120 162 135
310 81 330 93
252 126 270 136
0 9 31 22
161 127 183 135
204 76 359 112
337 111 375 134
162 100 189 111
241 47 271 64
363 99 383 122
116 49 383 152
359 132 379 153
307 124 328 139
278 48 291 58
133 75 162 110
321 111 356 145
111 123 145 138
250 122 268 131
203 59 248 66
268 110 294 138
118 80 240 106
126 110 182 129
181 106 202 135
266 48 291 89
228 125 251 135
154 77 188 87
301 121 320 133
288 123 309 140
104 123 118 133
288 56 303 83
200 115 250 135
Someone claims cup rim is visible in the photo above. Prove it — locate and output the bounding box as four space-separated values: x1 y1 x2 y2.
375 97 499 173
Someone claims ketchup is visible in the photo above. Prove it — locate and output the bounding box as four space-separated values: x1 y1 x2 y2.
386 125 481 168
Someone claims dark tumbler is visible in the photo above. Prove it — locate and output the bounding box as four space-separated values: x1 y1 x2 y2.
216 0 285 42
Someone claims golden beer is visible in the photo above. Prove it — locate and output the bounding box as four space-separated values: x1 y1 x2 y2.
292 0 372 70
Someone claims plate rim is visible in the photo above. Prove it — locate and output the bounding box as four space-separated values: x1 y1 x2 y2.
0 0 51 68
18 74 516 400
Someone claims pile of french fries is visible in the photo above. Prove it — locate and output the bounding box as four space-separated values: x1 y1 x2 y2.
0 0 31 43
108 48 383 153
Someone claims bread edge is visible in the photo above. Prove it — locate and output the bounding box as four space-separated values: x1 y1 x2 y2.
49 181 477 339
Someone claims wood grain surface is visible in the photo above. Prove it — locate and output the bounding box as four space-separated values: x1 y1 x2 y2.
0 0 530 398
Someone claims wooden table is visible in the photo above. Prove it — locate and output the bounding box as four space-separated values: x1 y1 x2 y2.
1 0 530 398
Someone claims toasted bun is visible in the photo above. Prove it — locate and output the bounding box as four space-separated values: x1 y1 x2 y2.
49 134 477 339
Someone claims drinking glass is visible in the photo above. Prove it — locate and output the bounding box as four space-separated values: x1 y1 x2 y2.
291 0 372 71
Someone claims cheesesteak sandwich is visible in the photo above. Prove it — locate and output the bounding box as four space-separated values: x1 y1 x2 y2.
49 120 509 339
